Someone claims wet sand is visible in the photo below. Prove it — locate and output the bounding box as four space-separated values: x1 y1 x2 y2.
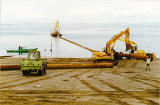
0 57 160 105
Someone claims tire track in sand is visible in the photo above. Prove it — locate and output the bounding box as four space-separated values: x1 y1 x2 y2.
0 71 18 75
0 78 26 85
0 72 20 76
134 74 160 83
79 79 130 105
87 70 159 105
0 70 73 89
117 73 159 89
70 69 91 78
0 70 59 86
72 70 130 105
99 79 159 105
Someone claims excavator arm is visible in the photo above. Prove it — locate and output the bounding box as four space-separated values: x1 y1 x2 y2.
118 37 137 51
106 28 130 55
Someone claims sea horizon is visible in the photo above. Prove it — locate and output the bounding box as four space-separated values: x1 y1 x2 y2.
0 22 159 58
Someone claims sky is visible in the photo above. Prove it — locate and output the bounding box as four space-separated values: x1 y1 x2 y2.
1 0 160 24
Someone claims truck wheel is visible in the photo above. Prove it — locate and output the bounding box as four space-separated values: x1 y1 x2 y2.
38 70 42 76
42 64 46 75
39 64 46 76
39 70 44 76
44 68 46 74
38 70 44 76
22 71 28 76
42 69 45 75
44 64 46 74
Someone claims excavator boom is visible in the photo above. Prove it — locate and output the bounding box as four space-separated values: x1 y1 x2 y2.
106 28 130 55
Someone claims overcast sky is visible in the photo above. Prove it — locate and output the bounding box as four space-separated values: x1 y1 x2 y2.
1 0 160 24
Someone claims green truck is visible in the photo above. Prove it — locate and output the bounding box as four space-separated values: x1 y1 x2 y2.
21 50 47 76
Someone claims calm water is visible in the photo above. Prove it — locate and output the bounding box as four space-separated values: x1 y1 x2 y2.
0 23 160 58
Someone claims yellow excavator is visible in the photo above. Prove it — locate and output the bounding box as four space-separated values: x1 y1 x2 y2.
51 20 156 63
50 20 62 37
94 28 132 61
115 28 156 61
92 28 131 63
100 27 156 61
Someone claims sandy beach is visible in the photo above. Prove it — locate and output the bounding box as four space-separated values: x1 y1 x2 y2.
0 57 159 105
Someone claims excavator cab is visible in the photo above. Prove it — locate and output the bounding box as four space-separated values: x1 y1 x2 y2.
130 45 137 53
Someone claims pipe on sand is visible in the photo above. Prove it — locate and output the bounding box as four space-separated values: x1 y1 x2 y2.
47 63 113 69
0 63 113 70
0 65 21 70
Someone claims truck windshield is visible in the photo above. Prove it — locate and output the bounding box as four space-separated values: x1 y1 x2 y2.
30 52 38 60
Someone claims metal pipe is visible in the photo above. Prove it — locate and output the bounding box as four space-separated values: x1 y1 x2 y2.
130 54 148 60
119 53 147 60
47 63 113 69
0 63 113 70
0 65 21 70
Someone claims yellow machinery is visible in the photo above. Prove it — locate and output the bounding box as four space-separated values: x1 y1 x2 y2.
92 51 113 63
127 45 156 61
116 28 156 61
93 28 132 61
99 27 156 61
50 20 62 37
60 37 114 63
92 28 133 63
51 20 156 63
106 28 130 54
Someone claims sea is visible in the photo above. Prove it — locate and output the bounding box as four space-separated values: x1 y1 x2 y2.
0 23 160 58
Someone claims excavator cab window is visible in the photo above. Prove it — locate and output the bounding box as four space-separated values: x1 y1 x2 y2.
131 45 137 53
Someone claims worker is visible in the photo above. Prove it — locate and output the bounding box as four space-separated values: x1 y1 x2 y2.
146 57 151 71
19 45 21 50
